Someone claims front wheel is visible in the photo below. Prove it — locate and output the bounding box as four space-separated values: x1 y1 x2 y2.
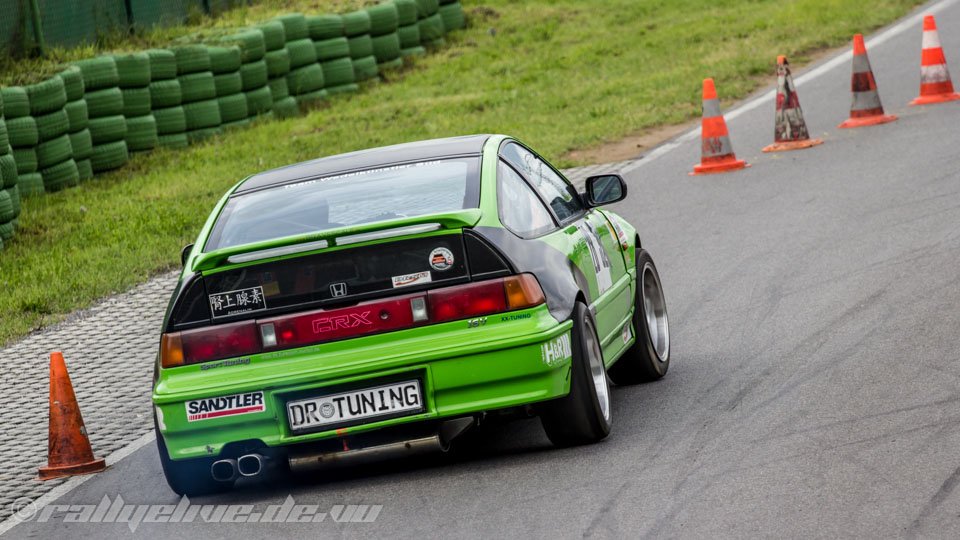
608 249 670 384
539 302 612 447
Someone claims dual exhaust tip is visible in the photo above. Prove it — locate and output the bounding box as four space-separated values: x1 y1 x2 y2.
211 453 264 482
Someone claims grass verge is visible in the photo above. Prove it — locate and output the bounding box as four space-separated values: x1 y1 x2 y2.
0 0 924 345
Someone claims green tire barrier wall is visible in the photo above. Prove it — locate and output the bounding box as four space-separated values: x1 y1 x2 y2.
0 0 466 251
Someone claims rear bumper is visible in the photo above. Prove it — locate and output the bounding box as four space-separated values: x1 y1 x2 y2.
153 306 572 460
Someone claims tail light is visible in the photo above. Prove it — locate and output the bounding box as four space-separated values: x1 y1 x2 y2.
161 274 545 368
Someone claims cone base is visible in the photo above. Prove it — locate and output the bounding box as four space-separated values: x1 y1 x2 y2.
838 114 898 129
909 92 960 105
690 158 749 175
38 457 106 480
762 138 824 153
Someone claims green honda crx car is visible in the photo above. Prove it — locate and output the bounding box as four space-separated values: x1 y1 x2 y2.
153 134 670 494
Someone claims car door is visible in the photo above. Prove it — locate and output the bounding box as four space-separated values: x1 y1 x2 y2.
499 142 630 344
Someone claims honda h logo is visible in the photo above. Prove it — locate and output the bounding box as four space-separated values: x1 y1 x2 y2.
329 282 348 298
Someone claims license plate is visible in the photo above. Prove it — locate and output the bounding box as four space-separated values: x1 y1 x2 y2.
286 380 423 433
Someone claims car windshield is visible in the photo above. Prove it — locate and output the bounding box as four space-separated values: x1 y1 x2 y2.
205 157 480 251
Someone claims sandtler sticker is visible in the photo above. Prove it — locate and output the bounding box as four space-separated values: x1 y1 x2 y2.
186 392 265 422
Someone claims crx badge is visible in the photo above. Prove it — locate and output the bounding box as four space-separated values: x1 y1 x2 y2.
329 282 348 297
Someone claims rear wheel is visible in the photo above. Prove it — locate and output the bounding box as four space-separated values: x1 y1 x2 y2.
540 302 611 447
155 417 233 496
608 249 670 384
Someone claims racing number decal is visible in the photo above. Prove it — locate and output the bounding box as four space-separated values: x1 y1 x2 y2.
577 220 613 295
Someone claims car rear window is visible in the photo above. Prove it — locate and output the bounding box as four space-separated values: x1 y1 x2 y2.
205 157 480 251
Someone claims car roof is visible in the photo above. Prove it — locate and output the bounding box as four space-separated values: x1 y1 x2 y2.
233 134 494 195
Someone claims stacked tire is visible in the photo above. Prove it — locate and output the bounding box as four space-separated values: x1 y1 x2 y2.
173 45 222 144
147 49 188 149
396 0 425 58
60 67 93 182
344 9 379 82
438 0 465 33
208 45 249 130
226 28 272 121
368 2 403 71
75 56 129 173
2 87 43 197
310 15 357 96
417 0 446 48
255 22 296 118
276 14 326 106
115 53 158 154
0 92 20 249
26 76 78 191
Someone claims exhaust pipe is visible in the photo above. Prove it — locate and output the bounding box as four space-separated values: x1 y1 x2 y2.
237 454 265 477
288 417 475 473
210 458 237 482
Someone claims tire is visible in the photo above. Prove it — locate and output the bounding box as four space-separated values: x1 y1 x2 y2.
178 72 216 102
41 158 80 192
607 250 671 384
154 106 187 134
372 33 402 63
419 13 446 42
155 421 232 496
272 96 299 118
187 126 222 144
59 66 86 101
245 86 274 116
0 154 17 187
69 129 93 159
217 93 248 123
222 118 251 130
126 115 158 152
146 49 178 80
0 120 7 150
149 79 182 108
121 87 152 117
352 55 380 81
0 190 12 222
286 64 324 95
264 48 291 78
314 37 350 62
76 158 93 181
268 77 290 100
398 24 421 49
36 134 73 169
6 116 38 147
173 45 212 75
12 148 37 174
65 100 89 131
0 222 12 243
90 141 129 172
273 13 308 41
438 2 465 31
396 0 419 26
85 87 124 117
25 77 67 115
207 45 242 74
257 21 287 51
183 99 222 130
348 35 374 59
368 3 399 36
113 52 151 87
401 46 427 58
88 115 127 145
307 14 344 40
296 88 327 106
326 83 359 95
286 39 318 69
322 58 356 87
342 10 372 37
74 56 120 91
158 133 189 149
17 172 45 197
416 0 440 17
35 109 70 141
378 57 404 71
240 61 269 91
539 302 612 447
0 87 30 118
6 185 20 218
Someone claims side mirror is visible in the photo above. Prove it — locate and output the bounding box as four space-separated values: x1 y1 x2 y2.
584 174 627 207
181 243 195 267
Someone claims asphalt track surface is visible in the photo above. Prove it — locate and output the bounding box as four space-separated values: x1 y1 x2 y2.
7 1 960 537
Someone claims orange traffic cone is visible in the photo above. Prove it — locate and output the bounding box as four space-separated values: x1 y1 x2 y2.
38 352 106 480
691 78 748 175
763 56 824 152
839 34 898 128
910 15 960 105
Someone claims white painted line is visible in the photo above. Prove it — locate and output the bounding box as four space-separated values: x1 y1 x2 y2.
621 0 960 175
0 431 156 537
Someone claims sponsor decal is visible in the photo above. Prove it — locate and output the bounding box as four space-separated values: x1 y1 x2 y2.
609 218 630 250
577 221 613 295
186 392 265 422
501 313 532 322
312 311 372 333
329 282 348 297
541 332 573 367
429 247 455 271
199 357 251 371
209 286 267 318
622 322 633 344
391 271 432 288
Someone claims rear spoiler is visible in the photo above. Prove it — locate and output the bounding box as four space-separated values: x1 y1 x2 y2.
193 208 482 272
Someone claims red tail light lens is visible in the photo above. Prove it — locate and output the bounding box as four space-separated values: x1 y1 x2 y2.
161 321 259 368
427 280 507 323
